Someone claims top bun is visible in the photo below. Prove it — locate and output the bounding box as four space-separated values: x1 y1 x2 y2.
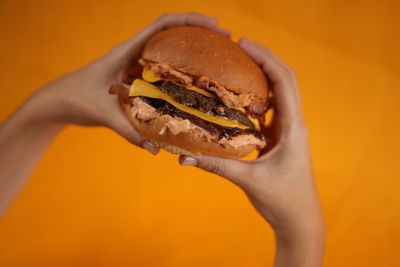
142 26 268 102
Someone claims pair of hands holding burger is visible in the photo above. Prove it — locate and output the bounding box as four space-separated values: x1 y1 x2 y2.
0 13 324 267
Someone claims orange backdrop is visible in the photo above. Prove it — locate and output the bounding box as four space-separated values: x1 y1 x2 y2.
1 0 399 266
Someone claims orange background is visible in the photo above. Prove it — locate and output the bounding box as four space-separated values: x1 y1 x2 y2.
1 0 400 266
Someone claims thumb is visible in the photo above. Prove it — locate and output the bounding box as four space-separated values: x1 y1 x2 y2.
105 111 160 155
179 155 251 185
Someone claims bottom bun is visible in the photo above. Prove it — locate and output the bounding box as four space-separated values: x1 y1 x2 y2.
118 90 260 159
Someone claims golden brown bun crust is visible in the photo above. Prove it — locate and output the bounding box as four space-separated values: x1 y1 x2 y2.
118 96 256 159
142 26 268 102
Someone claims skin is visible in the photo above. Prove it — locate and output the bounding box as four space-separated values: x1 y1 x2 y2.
179 38 325 266
0 13 324 267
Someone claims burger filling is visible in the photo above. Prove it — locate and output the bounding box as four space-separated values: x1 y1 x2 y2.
138 59 267 117
130 97 265 149
121 63 267 149
153 81 254 128
140 97 263 140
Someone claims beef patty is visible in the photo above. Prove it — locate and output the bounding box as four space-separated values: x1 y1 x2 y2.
153 81 254 129
141 97 264 141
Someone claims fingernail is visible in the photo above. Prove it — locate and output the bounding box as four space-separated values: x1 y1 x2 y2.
238 37 247 46
142 141 159 155
208 16 218 24
241 36 249 43
180 157 198 166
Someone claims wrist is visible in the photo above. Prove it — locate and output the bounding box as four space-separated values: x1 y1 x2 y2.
1 90 66 138
274 210 325 238
0 89 65 217
273 216 325 267
27 87 67 124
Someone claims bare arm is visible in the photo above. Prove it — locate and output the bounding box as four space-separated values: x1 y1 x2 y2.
0 98 64 216
0 13 229 218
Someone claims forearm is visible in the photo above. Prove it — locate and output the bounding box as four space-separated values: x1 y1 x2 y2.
274 219 325 267
0 95 64 217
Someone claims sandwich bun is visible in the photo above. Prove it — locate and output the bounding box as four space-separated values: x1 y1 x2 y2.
113 26 268 159
142 26 268 102
119 96 259 159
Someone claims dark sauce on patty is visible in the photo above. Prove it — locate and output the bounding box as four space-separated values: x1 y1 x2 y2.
140 96 264 141
154 81 254 129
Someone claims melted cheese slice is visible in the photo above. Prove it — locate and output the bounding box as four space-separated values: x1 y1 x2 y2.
142 68 261 130
234 107 261 130
142 67 160 83
248 116 261 131
129 79 250 130
142 68 214 97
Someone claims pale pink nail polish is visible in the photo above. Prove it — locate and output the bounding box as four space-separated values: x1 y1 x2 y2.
142 141 159 155
180 157 198 166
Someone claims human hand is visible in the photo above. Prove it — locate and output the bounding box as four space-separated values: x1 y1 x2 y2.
29 13 229 155
179 37 324 266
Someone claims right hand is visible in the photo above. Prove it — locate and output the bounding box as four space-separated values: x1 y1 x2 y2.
179 37 325 266
29 13 229 155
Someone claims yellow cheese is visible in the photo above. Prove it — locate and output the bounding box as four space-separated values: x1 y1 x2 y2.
233 107 261 131
130 79 250 130
142 68 214 97
181 84 215 98
142 67 161 83
248 117 261 131
235 107 246 113
142 68 261 130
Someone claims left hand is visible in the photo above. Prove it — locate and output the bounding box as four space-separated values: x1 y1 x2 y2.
29 13 230 155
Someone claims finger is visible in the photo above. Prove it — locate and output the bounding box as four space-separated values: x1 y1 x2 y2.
211 27 231 37
237 37 305 129
111 117 160 155
179 155 251 186
106 94 160 155
238 37 297 85
113 13 230 63
133 13 230 42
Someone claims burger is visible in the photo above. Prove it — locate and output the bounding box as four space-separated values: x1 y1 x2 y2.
110 26 269 159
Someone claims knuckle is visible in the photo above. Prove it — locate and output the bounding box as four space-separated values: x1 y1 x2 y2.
158 13 173 21
277 69 290 81
205 161 225 175
278 63 296 80
284 65 295 77
288 67 297 80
